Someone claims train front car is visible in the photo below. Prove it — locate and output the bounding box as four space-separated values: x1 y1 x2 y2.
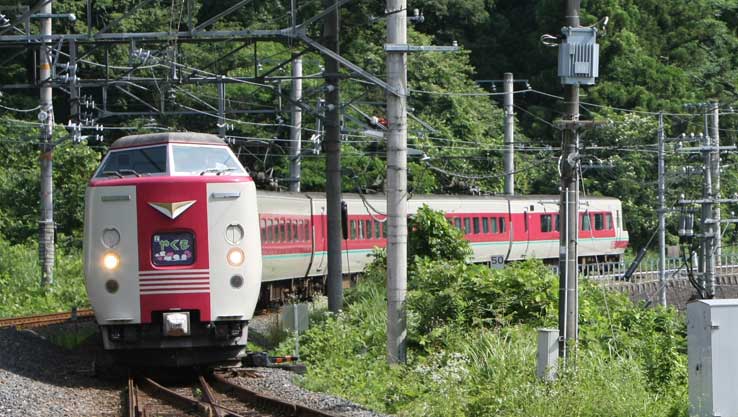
83 132 261 366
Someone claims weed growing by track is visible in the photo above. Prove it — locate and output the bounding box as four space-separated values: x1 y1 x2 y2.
0 236 88 317
278 206 688 417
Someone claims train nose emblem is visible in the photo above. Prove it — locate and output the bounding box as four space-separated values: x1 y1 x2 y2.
148 200 196 220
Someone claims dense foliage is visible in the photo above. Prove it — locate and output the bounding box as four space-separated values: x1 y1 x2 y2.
1 0 736 251
278 207 688 416
0 236 88 317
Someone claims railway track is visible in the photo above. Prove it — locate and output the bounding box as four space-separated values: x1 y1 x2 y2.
127 369 340 417
0 308 95 329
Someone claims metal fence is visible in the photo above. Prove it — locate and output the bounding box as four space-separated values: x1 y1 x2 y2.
549 254 738 286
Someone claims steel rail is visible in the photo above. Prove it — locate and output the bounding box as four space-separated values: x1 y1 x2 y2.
0 308 95 329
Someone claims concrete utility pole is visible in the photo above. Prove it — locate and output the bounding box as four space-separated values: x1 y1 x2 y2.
39 0 55 287
558 0 580 361
711 102 721 266
289 54 303 192
324 0 343 312
503 72 514 195
217 76 226 138
289 0 302 192
702 121 716 298
657 112 667 307
386 0 408 364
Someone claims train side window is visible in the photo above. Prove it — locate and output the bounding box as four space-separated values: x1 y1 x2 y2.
293 221 299 241
482 217 489 233
463 218 471 234
541 214 553 233
382 222 387 238
265 219 272 243
374 220 381 239
594 213 604 230
278 219 284 242
581 213 591 231
555 214 560 232
454 217 462 230
286 220 293 241
359 219 365 239
473 217 480 234
499 217 506 233
490 217 497 233
304 221 311 241
617 210 621 229
260 219 266 241
366 220 372 239
350 220 357 240
607 213 613 230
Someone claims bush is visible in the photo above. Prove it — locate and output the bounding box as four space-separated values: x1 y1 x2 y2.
409 259 558 336
0 236 88 317
409 204 471 262
286 279 688 417
282 207 689 416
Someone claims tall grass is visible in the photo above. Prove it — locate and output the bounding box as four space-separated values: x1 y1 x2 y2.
278 271 688 417
0 237 88 317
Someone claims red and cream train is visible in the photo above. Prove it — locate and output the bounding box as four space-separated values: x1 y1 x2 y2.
84 132 628 365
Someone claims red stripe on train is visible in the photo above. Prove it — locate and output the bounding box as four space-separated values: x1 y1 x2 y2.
135 180 212 323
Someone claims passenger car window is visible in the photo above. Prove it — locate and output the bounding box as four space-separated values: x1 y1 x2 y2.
581 214 591 231
541 214 553 233
594 213 604 230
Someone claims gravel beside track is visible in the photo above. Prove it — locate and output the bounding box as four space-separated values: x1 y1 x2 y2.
228 368 388 417
0 315 391 417
0 326 121 417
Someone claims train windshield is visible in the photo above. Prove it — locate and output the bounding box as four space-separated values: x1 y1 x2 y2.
171 145 246 175
95 145 167 178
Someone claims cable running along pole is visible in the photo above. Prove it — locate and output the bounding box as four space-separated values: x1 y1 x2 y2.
386 0 408 364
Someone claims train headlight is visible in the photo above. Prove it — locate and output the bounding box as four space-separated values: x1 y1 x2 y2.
103 252 120 270
226 247 245 267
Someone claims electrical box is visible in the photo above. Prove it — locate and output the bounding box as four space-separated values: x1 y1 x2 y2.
558 26 599 85
688 299 738 417
536 328 558 380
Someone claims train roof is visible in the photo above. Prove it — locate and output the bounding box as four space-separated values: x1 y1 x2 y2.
257 190 621 202
110 132 226 149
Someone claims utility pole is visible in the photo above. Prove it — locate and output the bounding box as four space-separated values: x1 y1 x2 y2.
503 72 514 195
39 0 55 287
289 0 302 192
217 76 226 138
657 112 667 306
69 40 80 128
557 0 581 361
386 0 408 364
289 54 303 192
711 102 721 267
324 0 343 312
702 121 715 298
